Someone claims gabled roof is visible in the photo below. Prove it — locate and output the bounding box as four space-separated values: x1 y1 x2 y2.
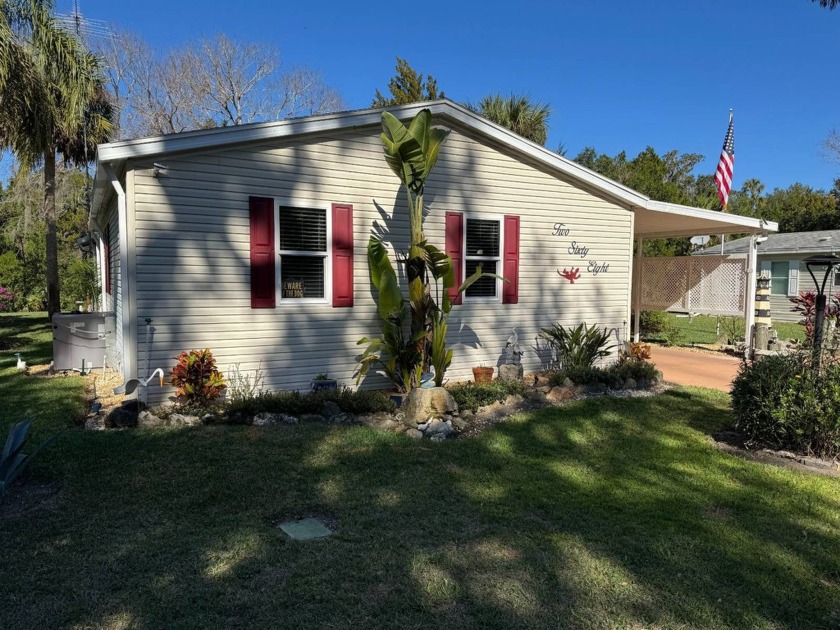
695 229 840 256
90 99 776 237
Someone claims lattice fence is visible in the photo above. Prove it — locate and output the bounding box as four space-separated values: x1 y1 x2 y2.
638 255 748 316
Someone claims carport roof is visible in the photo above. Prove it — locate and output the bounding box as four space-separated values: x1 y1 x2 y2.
91 99 778 237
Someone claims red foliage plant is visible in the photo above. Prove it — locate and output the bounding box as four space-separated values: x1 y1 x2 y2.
789 290 840 342
169 349 227 404
628 342 652 361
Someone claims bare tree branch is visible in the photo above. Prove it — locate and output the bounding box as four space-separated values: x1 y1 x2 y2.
98 31 345 139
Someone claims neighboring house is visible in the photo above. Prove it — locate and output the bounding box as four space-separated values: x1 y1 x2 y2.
696 230 840 322
89 99 772 402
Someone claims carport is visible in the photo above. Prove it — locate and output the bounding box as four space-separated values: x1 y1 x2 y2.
631 201 778 350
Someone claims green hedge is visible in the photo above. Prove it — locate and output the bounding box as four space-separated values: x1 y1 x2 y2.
731 354 840 458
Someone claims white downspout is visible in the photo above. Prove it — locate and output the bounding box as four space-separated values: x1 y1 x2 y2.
744 233 757 358
103 163 134 380
633 236 644 343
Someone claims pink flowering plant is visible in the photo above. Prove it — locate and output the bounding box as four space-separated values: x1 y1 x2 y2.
0 288 14 312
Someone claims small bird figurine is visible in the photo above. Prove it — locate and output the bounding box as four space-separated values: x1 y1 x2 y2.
15 352 26 371
114 368 165 395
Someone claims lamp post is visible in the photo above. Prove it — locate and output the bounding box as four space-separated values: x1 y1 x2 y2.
803 254 840 369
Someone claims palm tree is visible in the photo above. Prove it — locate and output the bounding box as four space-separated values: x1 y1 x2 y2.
471 94 551 145
0 0 112 318
813 0 839 8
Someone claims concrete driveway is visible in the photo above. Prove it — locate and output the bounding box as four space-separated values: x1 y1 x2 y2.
649 346 742 392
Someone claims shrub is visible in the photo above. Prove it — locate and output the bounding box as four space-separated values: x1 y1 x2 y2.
225 387 396 420
628 342 652 361
538 322 616 372
447 379 527 412
718 316 746 345
731 354 840 457
639 310 668 336
638 310 682 346
0 287 15 312
169 349 226 405
548 358 660 389
226 362 265 404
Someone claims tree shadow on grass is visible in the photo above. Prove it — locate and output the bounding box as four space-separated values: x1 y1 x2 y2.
1 390 838 629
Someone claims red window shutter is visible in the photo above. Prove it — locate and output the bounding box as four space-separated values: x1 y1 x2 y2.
503 215 520 304
445 212 464 305
331 203 354 307
103 225 111 295
249 196 275 308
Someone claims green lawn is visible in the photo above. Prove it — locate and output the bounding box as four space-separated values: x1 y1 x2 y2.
644 313 805 346
1 315 839 629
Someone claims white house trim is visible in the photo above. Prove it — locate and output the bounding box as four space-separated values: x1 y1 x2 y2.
103 163 134 380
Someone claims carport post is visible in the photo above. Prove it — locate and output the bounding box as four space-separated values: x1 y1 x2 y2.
633 236 643 342
744 234 758 357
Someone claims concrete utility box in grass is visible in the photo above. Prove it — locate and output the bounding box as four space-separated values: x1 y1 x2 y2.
52 312 115 371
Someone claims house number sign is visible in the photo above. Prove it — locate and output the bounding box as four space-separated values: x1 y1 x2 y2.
552 222 610 281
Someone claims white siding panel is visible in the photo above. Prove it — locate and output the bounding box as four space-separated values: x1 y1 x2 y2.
130 124 632 403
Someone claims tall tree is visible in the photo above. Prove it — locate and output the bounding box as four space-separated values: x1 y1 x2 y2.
470 94 551 145
812 0 839 8
372 57 443 107
98 32 345 140
824 129 840 166
0 0 112 318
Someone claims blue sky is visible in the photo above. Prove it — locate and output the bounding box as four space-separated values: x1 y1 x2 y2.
32 1 840 192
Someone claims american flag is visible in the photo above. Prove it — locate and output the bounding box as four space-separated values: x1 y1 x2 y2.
714 111 735 209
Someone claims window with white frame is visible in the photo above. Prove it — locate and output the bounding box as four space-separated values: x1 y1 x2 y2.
834 270 840 288
278 206 328 300
464 217 501 299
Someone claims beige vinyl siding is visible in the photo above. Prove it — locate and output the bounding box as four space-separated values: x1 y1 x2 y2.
129 123 632 402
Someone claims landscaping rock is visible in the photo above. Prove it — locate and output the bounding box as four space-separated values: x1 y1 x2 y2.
451 417 467 432
533 373 551 387
546 386 576 404
137 410 165 428
424 418 454 438
253 412 299 426
84 415 106 431
320 401 343 419
405 428 423 439
105 400 144 428
538 385 552 394
402 387 458 426
498 364 524 381
327 413 350 425
168 413 202 427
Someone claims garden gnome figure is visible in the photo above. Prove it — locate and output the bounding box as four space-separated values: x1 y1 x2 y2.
505 328 523 365
500 328 525 381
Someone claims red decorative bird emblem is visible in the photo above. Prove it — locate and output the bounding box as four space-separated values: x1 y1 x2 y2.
559 267 581 284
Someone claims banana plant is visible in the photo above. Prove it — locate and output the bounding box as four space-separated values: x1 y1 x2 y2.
355 238 424 393
380 110 449 343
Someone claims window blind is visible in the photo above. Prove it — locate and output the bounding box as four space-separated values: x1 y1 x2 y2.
281 256 325 299
466 219 500 257
279 207 326 252
465 260 497 297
